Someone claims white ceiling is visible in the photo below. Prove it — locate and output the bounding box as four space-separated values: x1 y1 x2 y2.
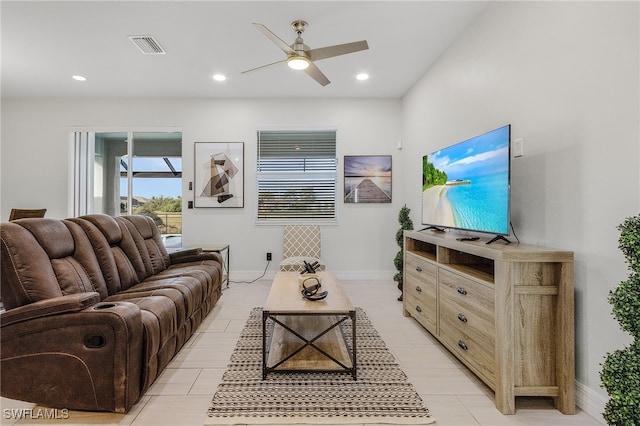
1 1 487 99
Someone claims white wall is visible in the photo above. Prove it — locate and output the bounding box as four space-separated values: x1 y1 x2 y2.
401 1 639 418
0 98 402 280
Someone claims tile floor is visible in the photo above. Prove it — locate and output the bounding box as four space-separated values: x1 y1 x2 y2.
1 279 604 426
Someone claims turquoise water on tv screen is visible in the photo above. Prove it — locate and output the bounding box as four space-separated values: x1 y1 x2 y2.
446 172 509 235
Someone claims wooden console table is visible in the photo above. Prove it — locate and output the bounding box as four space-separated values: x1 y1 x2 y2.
403 230 575 415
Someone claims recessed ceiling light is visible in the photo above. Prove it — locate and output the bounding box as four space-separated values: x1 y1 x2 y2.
356 73 369 81
212 74 226 82
72 75 87 82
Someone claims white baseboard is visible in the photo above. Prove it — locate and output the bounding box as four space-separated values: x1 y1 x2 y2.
575 380 607 424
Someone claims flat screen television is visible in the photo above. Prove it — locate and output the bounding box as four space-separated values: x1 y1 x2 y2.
421 124 511 242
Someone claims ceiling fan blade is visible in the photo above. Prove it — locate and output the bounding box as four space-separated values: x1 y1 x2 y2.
308 40 369 61
253 23 295 55
304 61 330 86
241 59 287 74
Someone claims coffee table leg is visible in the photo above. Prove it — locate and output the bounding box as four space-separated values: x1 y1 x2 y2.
351 310 357 380
262 310 268 379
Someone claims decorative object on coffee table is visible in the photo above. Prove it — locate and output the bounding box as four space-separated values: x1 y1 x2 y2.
206 307 434 425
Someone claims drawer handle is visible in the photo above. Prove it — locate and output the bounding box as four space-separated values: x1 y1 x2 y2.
415 285 422 293
458 340 468 351
457 287 468 295
416 306 422 313
415 266 422 272
457 313 468 323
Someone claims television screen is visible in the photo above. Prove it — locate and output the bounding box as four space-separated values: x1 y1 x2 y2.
422 124 511 236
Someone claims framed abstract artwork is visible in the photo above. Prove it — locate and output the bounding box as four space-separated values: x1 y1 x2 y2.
194 142 244 208
344 155 392 203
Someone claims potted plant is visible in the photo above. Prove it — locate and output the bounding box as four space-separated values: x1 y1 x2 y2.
394 205 413 301
600 214 640 425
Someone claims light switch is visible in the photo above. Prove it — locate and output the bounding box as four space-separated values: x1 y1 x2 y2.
513 138 524 158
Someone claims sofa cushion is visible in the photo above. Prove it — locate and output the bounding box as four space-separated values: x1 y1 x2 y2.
152 261 221 299
70 216 142 293
1 219 109 308
18 218 74 259
105 285 188 340
124 276 203 317
111 294 178 391
1 222 63 309
62 220 109 299
116 216 170 278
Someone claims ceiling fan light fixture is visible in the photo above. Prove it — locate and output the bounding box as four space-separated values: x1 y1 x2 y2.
287 56 309 70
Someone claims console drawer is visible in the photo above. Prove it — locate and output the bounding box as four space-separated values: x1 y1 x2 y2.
405 253 437 286
404 288 436 332
404 252 437 332
440 323 496 387
439 268 495 321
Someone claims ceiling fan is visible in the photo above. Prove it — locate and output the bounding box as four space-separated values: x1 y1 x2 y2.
242 20 369 86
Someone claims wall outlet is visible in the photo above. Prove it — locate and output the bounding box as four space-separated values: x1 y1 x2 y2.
266 252 272 261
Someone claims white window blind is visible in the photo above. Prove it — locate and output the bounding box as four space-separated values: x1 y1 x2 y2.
257 130 337 221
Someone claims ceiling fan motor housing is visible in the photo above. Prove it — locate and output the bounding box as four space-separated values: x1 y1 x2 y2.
292 38 309 58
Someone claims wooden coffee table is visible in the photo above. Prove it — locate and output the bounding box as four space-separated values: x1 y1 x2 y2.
262 271 357 379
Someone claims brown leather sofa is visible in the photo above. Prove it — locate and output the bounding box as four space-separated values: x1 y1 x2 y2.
0 214 223 413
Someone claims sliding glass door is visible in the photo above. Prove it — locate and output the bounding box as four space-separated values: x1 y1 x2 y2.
73 129 182 247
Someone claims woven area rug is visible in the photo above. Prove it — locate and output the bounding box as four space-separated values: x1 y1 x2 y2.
205 307 435 425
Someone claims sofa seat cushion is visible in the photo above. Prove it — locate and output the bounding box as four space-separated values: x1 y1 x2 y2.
149 261 222 297
104 286 188 335
123 295 177 349
114 276 205 323
108 295 179 390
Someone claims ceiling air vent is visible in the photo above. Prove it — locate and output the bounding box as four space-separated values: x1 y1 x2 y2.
128 35 166 55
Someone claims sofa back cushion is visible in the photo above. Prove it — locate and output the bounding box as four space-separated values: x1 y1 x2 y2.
117 216 170 276
72 214 170 294
0 219 108 310
71 215 143 293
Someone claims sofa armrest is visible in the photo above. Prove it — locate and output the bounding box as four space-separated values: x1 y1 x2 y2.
0 292 100 327
169 247 219 265
1 299 144 413
169 247 202 261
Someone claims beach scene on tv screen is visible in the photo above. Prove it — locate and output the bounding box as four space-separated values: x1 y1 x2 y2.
422 126 510 235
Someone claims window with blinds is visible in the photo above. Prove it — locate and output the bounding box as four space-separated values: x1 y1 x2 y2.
257 130 337 222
